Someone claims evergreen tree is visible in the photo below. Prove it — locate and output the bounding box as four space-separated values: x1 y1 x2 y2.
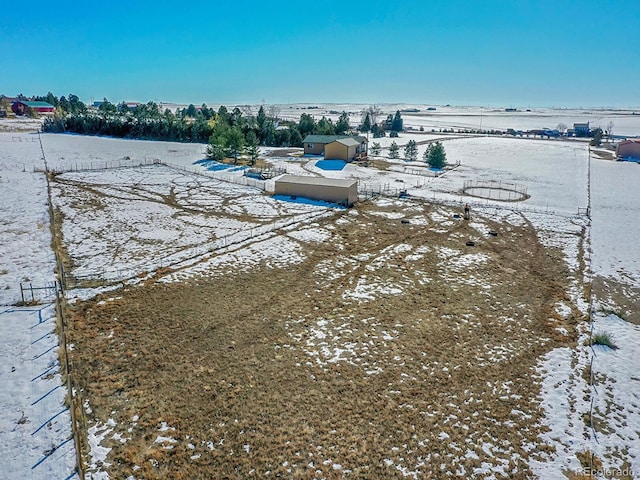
391 110 403 132
404 140 418 160
289 128 303 147
244 131 260 165
185 104 198 117
384 113 394 131
371 123 385 138
590 128 603 147
388 141 400 159
316 117 336 135
298 113 315 138
226 126 245 163
276 128 291 147
426 141 446 168
336 111 350 135
256 105 268 143
264 126 276 146
370 142 381 156
360 112 372 133
217 105 229 124
207 122 230 160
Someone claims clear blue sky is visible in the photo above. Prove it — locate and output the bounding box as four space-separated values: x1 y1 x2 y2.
2 0 639 107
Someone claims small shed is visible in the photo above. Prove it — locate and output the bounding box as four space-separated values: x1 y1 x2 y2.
11 101 54 115
616 139 640 160
324 137 363 161
274 175 358 207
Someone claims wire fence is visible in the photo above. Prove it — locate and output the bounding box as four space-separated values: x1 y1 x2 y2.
36 157 273 192
462 179 529 202
18 281 59 304
64 209 334 289
585 146 598 472
35 157 161 174
38 132 85 478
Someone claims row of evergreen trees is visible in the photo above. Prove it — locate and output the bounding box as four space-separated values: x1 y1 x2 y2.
369 140 447 168
37 92 363 148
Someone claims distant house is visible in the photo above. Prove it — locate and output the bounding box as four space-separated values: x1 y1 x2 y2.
11 101 54 115
303 134 368 157
274 175 358 207
616 139 640 160
573 122 590 137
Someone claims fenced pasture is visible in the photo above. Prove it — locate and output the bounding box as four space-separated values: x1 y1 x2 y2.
49 162 340 290
66 199 579 479
462 179 529 202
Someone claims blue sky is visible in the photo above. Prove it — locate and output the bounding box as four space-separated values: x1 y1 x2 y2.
2 0 639 107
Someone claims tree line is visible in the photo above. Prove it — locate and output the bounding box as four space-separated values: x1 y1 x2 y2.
33 92 367 149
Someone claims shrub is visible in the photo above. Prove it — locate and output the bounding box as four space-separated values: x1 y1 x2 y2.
591 331 618 350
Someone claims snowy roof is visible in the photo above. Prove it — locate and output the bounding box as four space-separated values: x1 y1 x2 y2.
275 174 357 188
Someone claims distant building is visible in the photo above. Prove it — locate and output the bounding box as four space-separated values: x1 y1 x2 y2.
573 122 591 137
11 100 54 115
274 175 358 207
303 134 368 157
616 139 640 160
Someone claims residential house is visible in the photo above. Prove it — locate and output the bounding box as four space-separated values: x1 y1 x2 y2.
11 101 55 115
303 134 368 158
573 122 590 137
324 137 367 162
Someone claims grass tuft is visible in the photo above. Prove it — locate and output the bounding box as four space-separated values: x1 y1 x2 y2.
591 331 619 350
597 307 628 321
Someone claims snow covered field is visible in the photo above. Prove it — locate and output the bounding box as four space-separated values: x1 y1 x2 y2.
0 305 78 480
276 103 640 137
51 164 338 287
1 125 639 478
0 134 56 305
0 132 78 479
591 158 640 286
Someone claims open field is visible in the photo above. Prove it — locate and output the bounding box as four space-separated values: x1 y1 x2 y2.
66 198 577 479
1 126 639 479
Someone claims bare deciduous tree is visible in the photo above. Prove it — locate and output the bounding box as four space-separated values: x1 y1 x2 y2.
239 104 254 118
266 104 281 121
557 122 567 133
362 104 382 125
605 121 615 141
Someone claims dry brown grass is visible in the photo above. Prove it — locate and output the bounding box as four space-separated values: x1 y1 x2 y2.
67 202 577 478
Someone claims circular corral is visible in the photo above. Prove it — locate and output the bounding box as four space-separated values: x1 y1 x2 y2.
462 179 530 202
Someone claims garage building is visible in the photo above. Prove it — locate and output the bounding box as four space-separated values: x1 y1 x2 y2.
274 175 358 207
